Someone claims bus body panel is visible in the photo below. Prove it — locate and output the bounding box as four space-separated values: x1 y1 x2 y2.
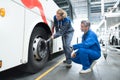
0 0 24 71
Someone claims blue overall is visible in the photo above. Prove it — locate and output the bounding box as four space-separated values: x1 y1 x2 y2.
72 30 101 70
53 16 74 64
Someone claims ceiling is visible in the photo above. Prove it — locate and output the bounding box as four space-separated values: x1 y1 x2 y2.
53 0 118 22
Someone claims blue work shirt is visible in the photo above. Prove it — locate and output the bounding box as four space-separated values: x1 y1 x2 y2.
73 30 101 53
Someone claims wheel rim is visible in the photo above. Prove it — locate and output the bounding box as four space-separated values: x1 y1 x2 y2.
32 36 47 61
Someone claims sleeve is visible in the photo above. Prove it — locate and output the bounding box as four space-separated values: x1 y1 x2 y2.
73 34 96 49
54 21 69 38
53 16 59 32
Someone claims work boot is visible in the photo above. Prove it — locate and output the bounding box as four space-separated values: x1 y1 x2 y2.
66 63 72 68
63 60 67 63
79 68 91 74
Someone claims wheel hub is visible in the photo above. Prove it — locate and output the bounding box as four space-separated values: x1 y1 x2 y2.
32 37 47 61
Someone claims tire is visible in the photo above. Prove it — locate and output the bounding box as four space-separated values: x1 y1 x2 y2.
26 27 49 73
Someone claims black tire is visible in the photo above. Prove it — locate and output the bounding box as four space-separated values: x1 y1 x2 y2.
26 27 49 73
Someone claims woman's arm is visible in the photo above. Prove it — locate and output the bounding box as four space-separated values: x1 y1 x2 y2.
54 21 69 38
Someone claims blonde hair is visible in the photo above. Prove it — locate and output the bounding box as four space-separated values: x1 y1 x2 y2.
56 9 67 18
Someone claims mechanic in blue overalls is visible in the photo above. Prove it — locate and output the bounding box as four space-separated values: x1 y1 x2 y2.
71 20 101 73
51 9 74 68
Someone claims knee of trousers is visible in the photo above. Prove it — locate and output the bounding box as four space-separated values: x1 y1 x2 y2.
78 48 87 53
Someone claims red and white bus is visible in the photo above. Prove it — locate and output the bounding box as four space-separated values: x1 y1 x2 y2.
0 0 63 73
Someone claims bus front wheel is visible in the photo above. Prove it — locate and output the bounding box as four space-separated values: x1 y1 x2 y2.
26 27 49 73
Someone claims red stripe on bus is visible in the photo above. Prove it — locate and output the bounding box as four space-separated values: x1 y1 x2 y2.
21 0 48 24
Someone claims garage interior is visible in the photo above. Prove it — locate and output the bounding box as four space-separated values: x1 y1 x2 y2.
0 0 120 80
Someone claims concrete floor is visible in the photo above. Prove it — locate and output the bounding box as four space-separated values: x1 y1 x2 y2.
0 48 120 80
41 53 120 80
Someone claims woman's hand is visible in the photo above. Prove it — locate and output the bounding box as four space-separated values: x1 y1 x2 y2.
51 35 54 39
71 53 76 58
71 49 78 58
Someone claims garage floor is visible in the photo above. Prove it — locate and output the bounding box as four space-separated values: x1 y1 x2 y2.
1 48 120 80
40 52 120 80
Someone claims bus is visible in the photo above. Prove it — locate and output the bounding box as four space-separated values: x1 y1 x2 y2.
0 0 63 73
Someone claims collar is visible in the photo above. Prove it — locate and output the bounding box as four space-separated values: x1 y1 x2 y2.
84 29 91 35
